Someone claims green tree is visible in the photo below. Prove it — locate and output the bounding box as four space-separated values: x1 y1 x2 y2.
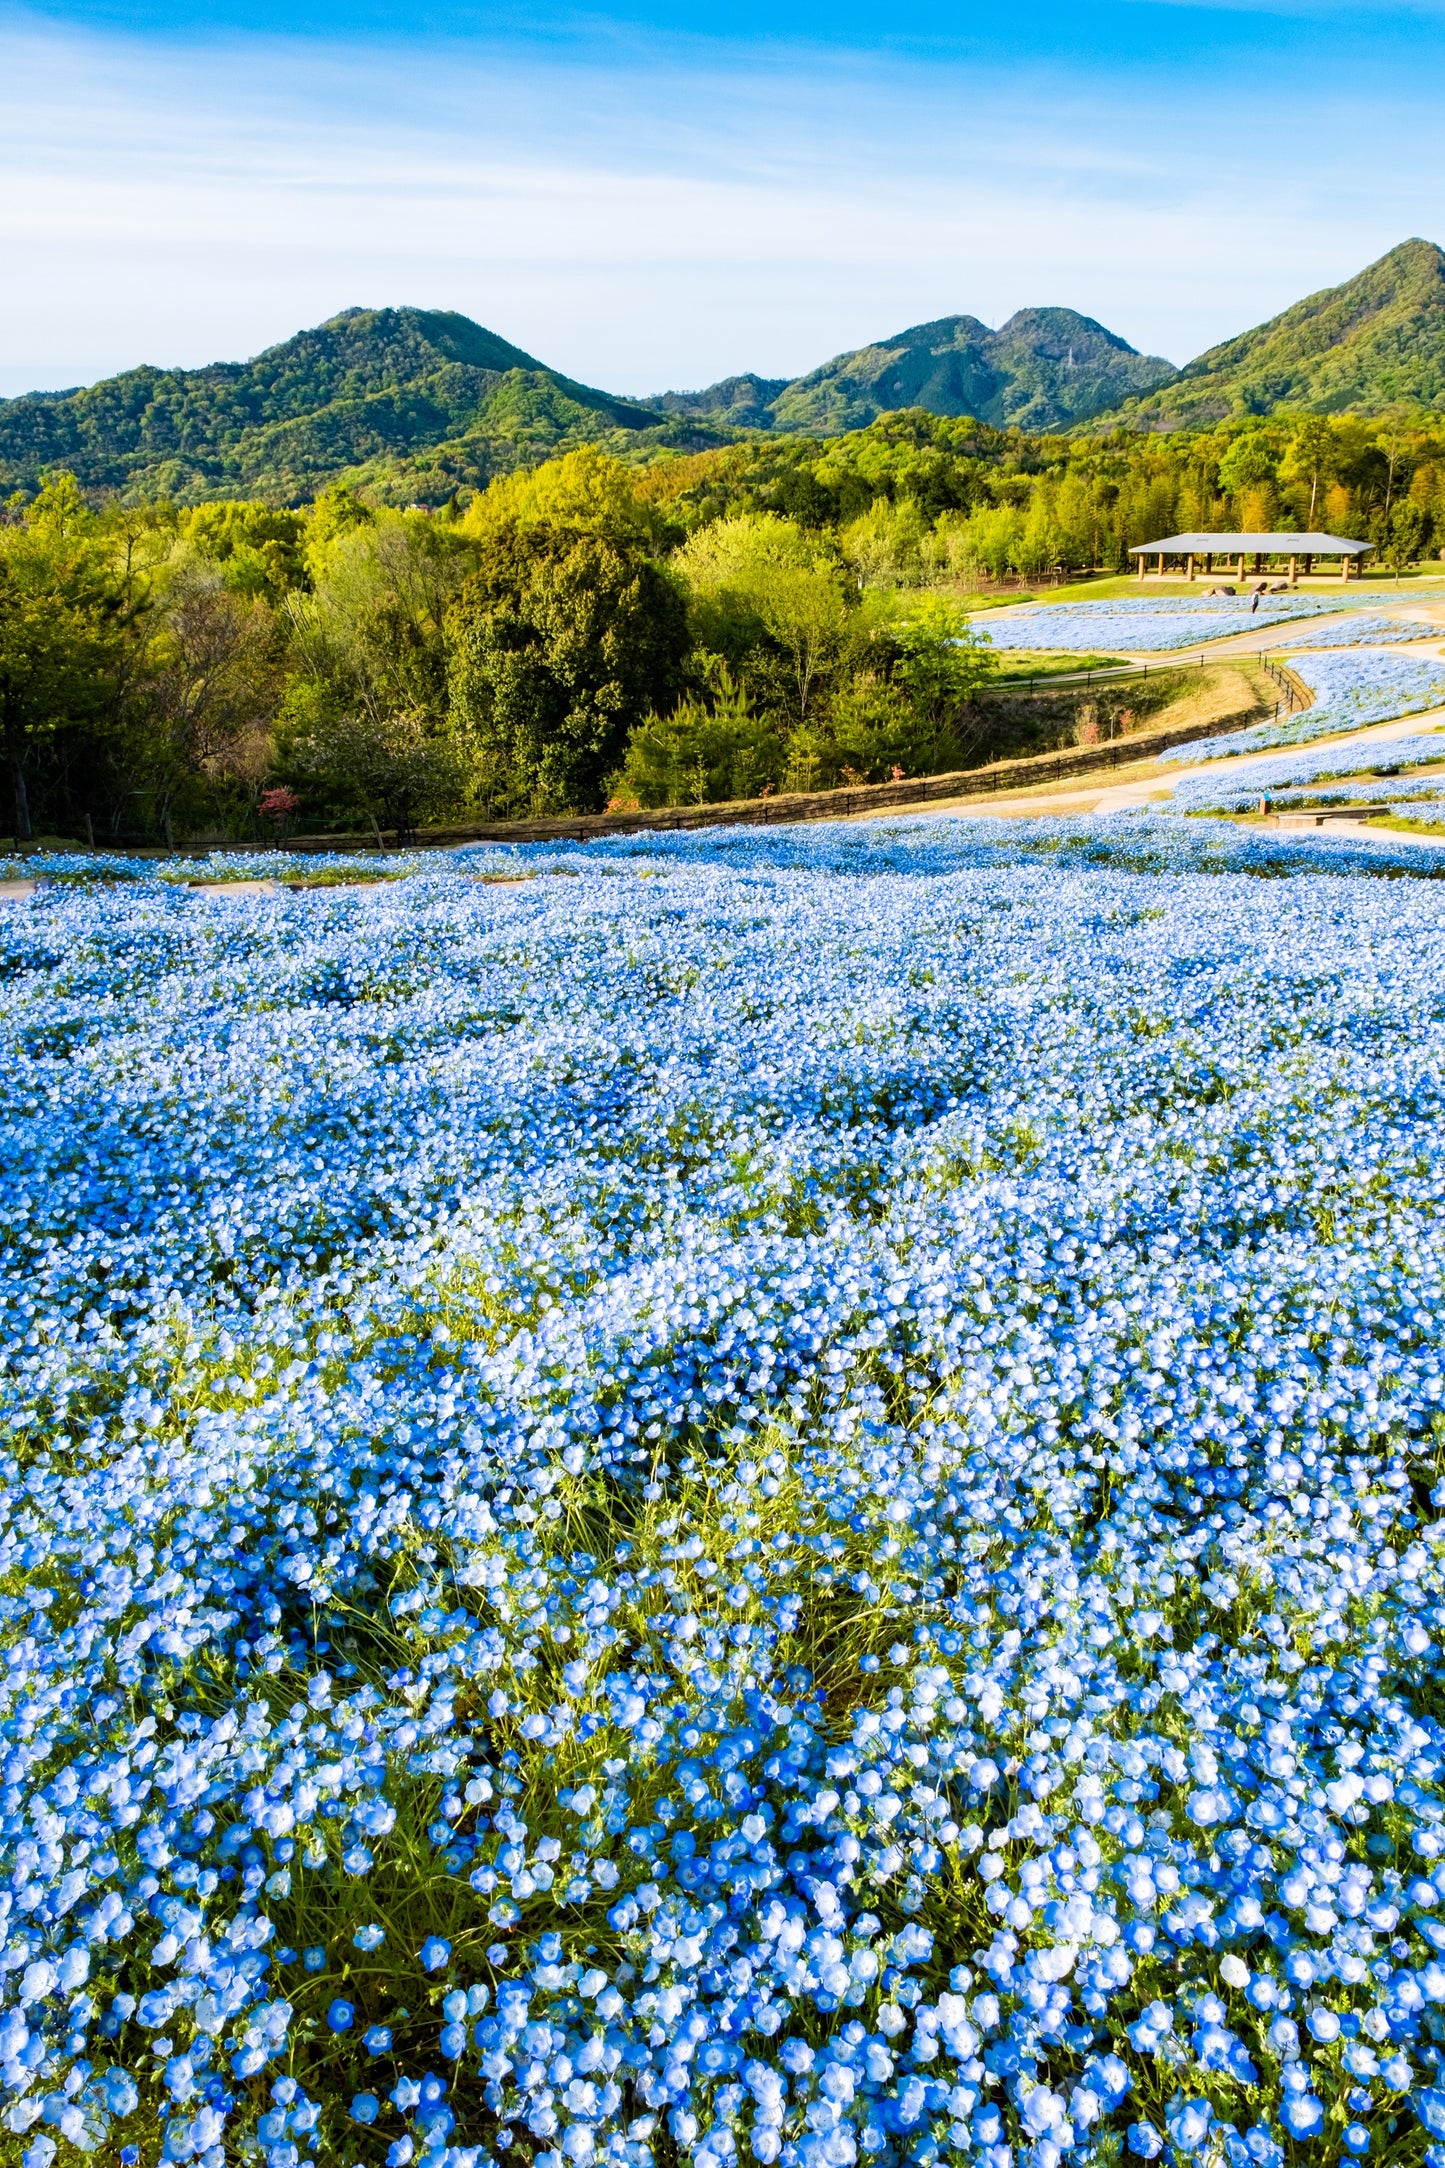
1279 417 1335 528
303 485 375 584
182 501 308 601
286 704 470 840
1217 432 1278 503
141 564 281 843
839 497 928 588
1384 501 1429 572
754 562 853 722
462 446 664 551
890 596 995 721
0 478 122 841
935 504 1022 584
671 513 826 664
612 666 783 808
288 511 474 728
795 674 924 786
449 527 688 814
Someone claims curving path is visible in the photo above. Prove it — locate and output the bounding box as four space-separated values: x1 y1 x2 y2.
864 588 1445 842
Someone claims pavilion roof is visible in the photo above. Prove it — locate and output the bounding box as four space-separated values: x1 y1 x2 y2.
1128 533 1368 555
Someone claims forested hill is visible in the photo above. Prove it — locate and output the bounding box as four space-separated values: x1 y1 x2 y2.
9 241 1445 506
1 302 1176 505
652 308 1178 434
1098 239 1445 429
0 306 716 505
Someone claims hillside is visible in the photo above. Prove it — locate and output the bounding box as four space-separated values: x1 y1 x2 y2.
652 307 1177 434
0 306 719 505
10 242 1445 506
0 300 1176 505
1101 238 1445 429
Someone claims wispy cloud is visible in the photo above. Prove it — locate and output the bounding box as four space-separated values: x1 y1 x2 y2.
1 7 1442 397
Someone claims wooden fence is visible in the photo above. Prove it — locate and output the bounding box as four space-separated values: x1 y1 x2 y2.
253 698 1270 853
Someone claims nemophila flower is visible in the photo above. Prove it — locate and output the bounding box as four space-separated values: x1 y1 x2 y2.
11 823 1445 2165
327 1999 355 2032
1279 2090 1326 2139
351 2094 380 2124
1289 615 1441 648
1165 648 1445 764
969 594 1376 654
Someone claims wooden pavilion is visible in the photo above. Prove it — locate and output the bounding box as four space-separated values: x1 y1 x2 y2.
1128 532 1369 583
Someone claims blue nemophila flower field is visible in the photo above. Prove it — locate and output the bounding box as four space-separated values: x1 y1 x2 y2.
1165 733 1445 813
8 817 1445 2168
1285 621 1442 651
971 597 1395 654
1164 655 1445 764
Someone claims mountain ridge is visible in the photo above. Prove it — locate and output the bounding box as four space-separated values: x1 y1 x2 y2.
5 241 1445 505
0 306 713 505
1094 238 1445 428
644 308 1177 435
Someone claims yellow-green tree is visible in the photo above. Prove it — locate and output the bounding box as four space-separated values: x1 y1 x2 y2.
0 477 124 841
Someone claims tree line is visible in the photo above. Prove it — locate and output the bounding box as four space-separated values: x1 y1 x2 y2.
5 409 1444 843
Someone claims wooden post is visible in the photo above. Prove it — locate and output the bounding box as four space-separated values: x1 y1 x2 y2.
1254 553 1264 575
1186 553 1196 582
1288 554 1298 586
1136 553 1146 581
1341 554 1350 582
1304 553 1314 576
1205 553 1214 574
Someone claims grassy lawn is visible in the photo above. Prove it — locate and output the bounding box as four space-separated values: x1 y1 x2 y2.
1373 813 1445 834
989 650 1130 681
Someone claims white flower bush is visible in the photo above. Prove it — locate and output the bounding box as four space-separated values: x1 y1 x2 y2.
5 820 1445 2168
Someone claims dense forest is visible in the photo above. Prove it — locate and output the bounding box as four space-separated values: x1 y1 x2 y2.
6 405 1445 844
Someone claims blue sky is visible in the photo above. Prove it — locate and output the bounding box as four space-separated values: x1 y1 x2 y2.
2 0 1444 398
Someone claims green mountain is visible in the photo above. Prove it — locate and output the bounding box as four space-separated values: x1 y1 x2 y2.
1100 239 1445 429
0 306 721 505
652 309 1178 434
648 373 792 431
11 245 1445 508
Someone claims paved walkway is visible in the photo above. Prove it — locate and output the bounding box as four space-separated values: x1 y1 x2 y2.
862 693 1445 828
1282 818 1445 850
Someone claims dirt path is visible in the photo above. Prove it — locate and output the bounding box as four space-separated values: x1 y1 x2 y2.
188 879 282 897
